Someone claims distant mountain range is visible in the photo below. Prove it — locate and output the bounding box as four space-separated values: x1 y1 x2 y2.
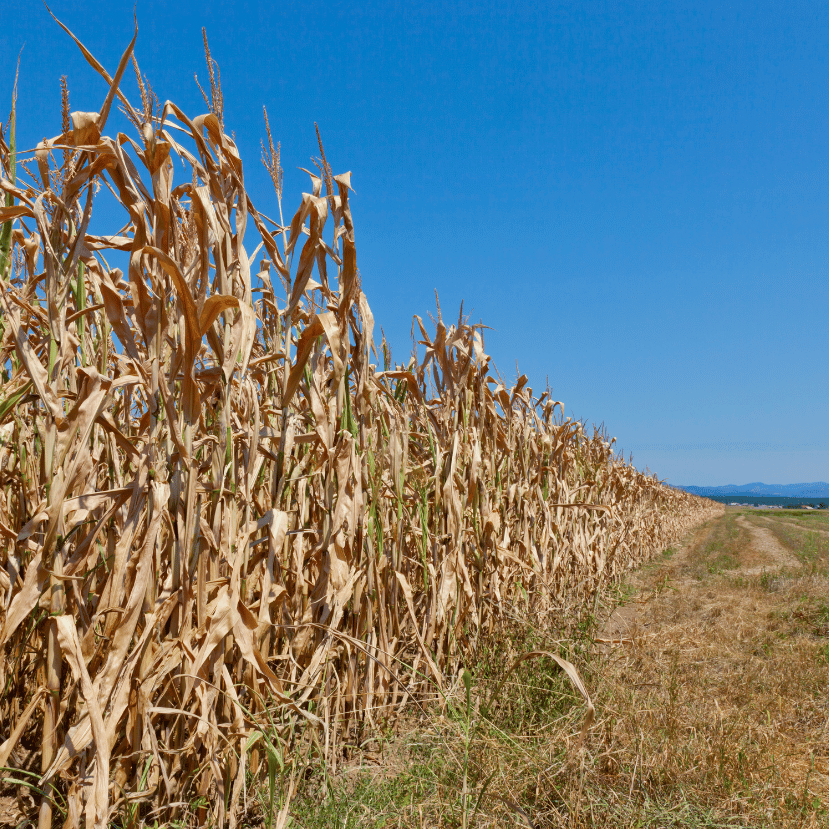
679 482 829 498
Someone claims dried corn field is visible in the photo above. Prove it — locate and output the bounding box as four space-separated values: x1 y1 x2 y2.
0 19 722 829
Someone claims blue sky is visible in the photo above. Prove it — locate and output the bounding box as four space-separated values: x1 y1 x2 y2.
2 0 828 486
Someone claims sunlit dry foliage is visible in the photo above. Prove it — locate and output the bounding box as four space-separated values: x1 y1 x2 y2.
0 16 722 829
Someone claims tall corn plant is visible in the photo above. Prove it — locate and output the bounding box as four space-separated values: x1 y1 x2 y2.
0 16 723 829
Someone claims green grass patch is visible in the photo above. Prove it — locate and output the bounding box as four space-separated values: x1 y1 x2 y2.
707 551 739 574
751 509 829 527
785 596 829 638
290 755 443 829
691 513 748 577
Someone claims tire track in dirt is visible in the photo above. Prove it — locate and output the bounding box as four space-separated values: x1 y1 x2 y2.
735 514 801 574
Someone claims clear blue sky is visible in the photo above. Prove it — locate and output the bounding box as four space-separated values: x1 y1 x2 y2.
3 0 828 486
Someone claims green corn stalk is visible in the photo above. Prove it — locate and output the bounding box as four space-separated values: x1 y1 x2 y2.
0 70 17 281
426 421 437 467
418 486 430 592
366 448 384 555
73 262 86 361
341 367 358 439
0 380 32 421
394 378 407 404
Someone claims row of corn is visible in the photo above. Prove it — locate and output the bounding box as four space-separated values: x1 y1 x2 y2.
0 21 722 829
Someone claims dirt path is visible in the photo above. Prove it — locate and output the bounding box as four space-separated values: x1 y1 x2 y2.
735 513 801 574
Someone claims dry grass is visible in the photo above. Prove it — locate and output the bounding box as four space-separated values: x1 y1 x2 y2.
586 511 829 828
0 15 721 829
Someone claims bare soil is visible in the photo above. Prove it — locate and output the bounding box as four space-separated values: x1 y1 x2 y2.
735 513 802 573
